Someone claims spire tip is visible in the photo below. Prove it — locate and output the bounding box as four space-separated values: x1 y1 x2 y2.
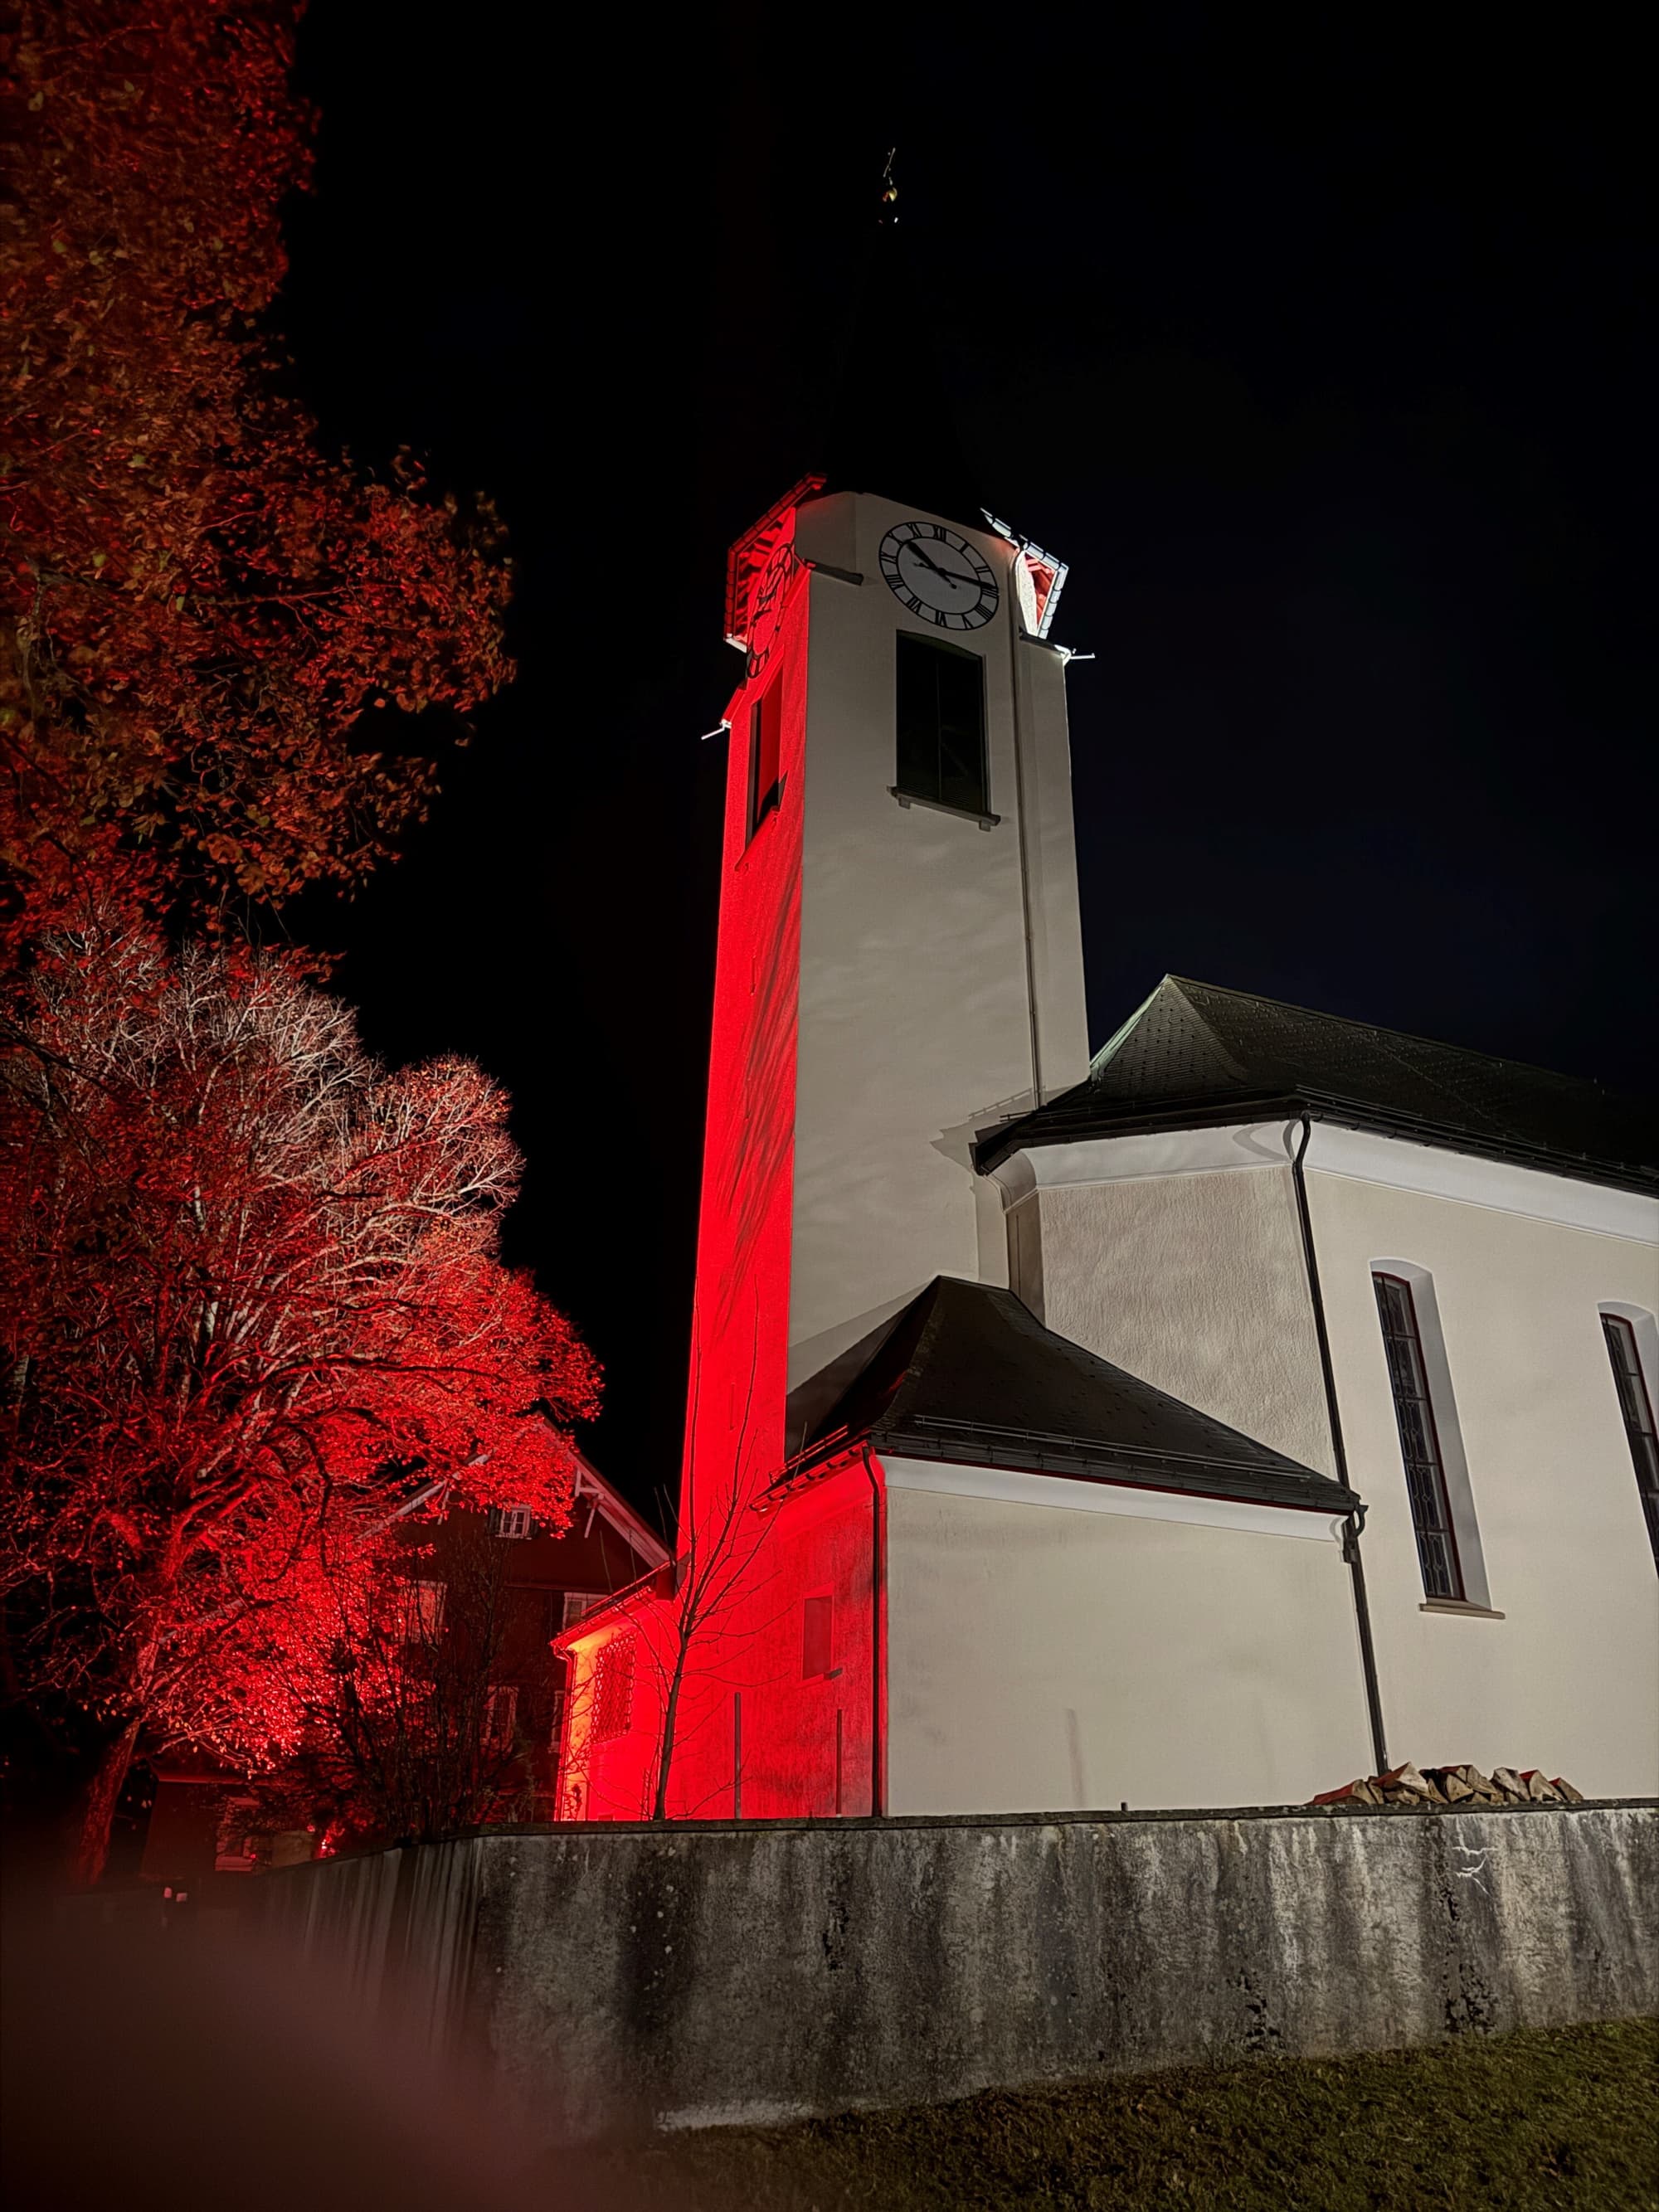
879 147 898 226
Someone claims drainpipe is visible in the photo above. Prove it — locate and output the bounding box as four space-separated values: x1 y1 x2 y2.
860 1445 887 1816
1292 1115 1389 1775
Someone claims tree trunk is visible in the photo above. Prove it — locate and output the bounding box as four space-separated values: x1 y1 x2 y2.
652 1636 691 1822
74 1716 143 1889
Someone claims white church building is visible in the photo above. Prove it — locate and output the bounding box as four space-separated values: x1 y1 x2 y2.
556 437 1659 1822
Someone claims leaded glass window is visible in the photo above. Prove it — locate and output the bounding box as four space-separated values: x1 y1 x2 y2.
1602 1315 1659 1567
1372 1272 1464 1600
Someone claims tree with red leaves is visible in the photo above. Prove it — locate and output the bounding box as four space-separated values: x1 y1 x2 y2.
248 1513 548 1854
1 1 512 942
0 914 598 1883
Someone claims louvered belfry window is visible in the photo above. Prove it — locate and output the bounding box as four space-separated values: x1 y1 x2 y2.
1372 1272 1464 1600
1602 1315 1659 1566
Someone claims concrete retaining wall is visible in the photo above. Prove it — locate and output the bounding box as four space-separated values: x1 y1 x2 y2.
260 1803 1657 2146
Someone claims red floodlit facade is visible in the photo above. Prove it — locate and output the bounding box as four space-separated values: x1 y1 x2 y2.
556 484 884 1822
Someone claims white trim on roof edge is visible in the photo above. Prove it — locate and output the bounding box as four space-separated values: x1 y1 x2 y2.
879 1454 1349 1542
1303 1124 1656 1242
989 1121 1292 1200
988 1120 1657 1245
572 1448 670 1568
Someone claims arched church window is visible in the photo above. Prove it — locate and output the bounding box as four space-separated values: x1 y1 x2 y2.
1600 1310 1659 1566
1372 1271 1465 1601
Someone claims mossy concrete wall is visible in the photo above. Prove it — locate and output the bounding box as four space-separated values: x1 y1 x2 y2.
260 1803 1657 2146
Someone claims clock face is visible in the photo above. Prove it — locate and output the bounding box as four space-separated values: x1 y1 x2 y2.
878 521 999 631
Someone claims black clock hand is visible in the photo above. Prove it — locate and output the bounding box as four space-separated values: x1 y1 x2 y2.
906 545 975 587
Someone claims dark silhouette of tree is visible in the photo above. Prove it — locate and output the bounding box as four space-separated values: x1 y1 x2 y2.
643 1456 781 1822
557 1316 783 1824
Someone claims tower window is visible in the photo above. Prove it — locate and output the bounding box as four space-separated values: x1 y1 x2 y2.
1372 1272 1464 1600
748 680 783 839
802 1595 834 1680
1601 1313 1659 1566
894 634 990 821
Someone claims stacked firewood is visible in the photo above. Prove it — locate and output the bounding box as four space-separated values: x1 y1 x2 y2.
1311 1761 1587 1809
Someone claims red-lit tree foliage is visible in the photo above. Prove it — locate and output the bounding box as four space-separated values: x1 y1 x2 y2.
0 912 598 1883
0 1 513 945
248 1514 537 1853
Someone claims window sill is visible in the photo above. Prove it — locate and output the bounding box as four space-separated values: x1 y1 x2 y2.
889 785 1000 831
1419 1599 1506 1619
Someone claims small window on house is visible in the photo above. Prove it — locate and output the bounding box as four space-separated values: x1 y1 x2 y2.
801 1595 834 1680
747 680 783 839
493 1506 533 1542
894 633 990 820
1372 1272 1464 1601
1602 1314 1659 1566
402 1579 446 1640
214 1796 260 1874
592 1637 635 1741
483 1684 518 1751
561 1590 604 1631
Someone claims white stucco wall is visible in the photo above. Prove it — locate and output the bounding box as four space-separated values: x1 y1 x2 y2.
1007 1147 1333 1473
1306 1143 1659 1797
883 1465 1370 1815
991 1121 1659 1801
786 492 1089 1415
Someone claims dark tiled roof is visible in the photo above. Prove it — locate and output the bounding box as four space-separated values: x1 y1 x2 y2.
976 977 1659 1194
788 1276 1358 1516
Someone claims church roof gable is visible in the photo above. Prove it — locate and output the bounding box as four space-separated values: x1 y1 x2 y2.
793 1276 1358 1516
977 976 1658 1194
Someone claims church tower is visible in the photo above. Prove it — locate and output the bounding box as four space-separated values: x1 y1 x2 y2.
682 263 1090 1544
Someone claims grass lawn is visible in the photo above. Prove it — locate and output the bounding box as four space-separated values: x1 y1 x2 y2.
569 2019 1658 2210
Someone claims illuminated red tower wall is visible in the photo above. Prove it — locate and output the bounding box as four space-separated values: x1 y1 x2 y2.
660 483 884 1818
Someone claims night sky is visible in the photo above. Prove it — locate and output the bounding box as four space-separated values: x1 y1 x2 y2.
282 7 1653 1517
